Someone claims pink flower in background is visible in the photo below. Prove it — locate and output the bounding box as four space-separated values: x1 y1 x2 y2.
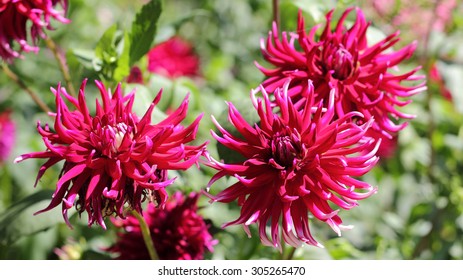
107 192 217 260
256 7 426 140
0 0 69 62
14 79 207 229
205 81 379 248
390 0 457 38
0 110 15 163
147 36 200 78
372 0 395 17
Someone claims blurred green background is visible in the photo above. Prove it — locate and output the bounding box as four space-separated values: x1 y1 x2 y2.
1 0 463 260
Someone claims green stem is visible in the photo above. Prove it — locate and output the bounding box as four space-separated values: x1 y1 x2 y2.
130 209 159 260
272 0 280 30
1 63 52 113
285 247 297 260
44 37 77 97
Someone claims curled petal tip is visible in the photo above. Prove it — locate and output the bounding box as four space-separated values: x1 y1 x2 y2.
13 156 24 163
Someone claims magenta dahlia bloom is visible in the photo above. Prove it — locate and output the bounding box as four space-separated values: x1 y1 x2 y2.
107 191 217 260
147 36 200 78
0 0 69 62
14 80 207 228
0 110 15 163
256 7 426 138
205 80 380 248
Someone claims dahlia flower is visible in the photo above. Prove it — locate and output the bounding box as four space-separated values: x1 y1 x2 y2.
0 110 15 163
147 36 200 78
256 7 426 138
0 0 69 62
14 80 207 229
205 80 380 248
107 191 217 260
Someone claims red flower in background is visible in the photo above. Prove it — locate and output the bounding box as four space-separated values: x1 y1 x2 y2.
256 7 426 140
107 192 217 260
147 36 200 78
429 63 452 101
0 0 69 62
0 110 15 163
126 66 144 84
205 81 379 248
14 79 207 229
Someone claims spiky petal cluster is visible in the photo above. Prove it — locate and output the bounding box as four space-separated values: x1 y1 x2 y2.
147 36 200 78
205 81 380 248
0 110 15 163
0 0 69 62
107 191 217 260
14 80 207 229
256 7 426 138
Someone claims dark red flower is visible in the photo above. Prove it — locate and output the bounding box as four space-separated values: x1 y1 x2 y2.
126 66 144 84
14 79 207 229
147 36 200 78
0 0 69 62
204 80 380 248
107 191 217 260
256 7 426 139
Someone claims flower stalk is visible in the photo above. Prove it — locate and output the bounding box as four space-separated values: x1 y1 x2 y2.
285 247 297 260
130 209 159 260
44 37 77 97
272 0 280 30
1 63 51 113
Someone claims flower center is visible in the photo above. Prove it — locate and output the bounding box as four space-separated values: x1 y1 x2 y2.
323 43 355 80
271 135 301 168
103 122 132 154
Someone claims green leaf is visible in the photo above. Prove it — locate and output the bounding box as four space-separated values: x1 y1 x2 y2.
324 238 366 260
0 190 62 246
113 31 131 82
129 0 163 66
287 0 336 23
69 48 96 70
125 83 168 123
95 24 118 60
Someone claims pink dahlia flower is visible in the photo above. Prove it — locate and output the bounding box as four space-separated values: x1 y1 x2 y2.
0 0 69 62
0 110 15 163
205 80 380 248
107 191 217 260
14 80 207 229
147 36 200 78
256 7 426 138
